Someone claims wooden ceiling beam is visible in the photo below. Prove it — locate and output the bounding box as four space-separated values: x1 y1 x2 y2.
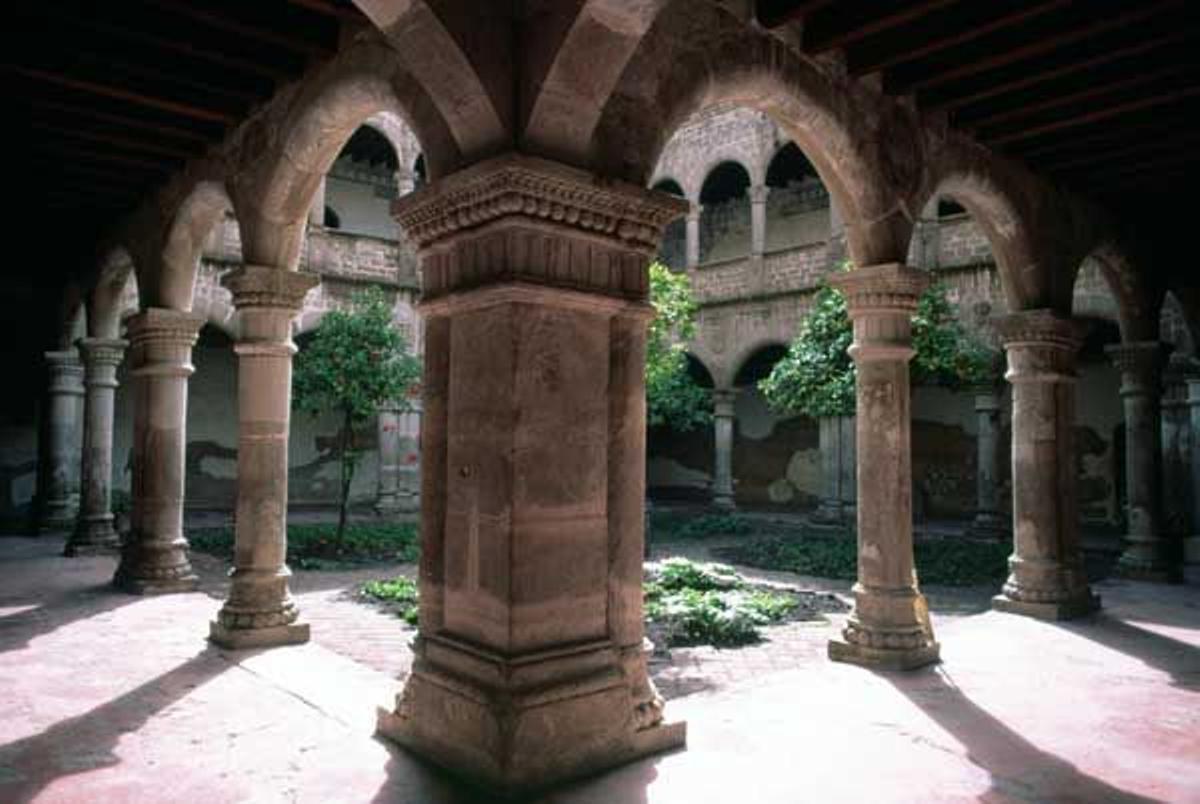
10 67 238 125
924 28 1196 111
984 85 1200 146
1035 132 1200 172
138 0 334 59
287 0 362 22
29 140 181 172
756 0 837 29
804 0 960 55
20 99 212 145
890 0 1182 94
28 122 198 161
851 0 1070 77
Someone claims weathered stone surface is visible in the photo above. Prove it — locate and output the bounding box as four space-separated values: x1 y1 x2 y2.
968 388 1008 540
35 351 84 533
711 389 736 508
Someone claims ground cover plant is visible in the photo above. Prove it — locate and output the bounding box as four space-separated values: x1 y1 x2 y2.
647 510 753 540
187 521 419 570
361 576 420 625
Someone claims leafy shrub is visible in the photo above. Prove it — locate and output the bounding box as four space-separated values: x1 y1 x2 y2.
648 512 754 541
362 577 420 626
188 522 420 569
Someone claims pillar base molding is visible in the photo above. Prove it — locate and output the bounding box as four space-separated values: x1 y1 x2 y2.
992 592 1100 621
377 635 685 795
712 494 736 510
828 636 941 671
1115 550 1182 583
64 517 120 556
114 536 199 594
1183 537 1200 584
209 621 310 650
36 500 79 533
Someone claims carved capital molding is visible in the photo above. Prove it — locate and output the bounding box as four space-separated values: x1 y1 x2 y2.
126 308 206 378
392 154 688 302
996 310 1085 384
1105 341 1168 396
829 263 930 317
45 350 85 394
220 265 320 312
76 338 128 369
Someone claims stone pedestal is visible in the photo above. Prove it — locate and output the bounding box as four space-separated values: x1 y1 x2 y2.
376 398 421 515
749 185 769 258
993 311 1099 619
811 415 855 531
1185 378 1200 583
375 154 687 795
968 388 1007 540
36 351 84 532
65 338 127 556
1108 341 1177 581
114 309 205 594
209 266 319 649
711 389 736 509
685 206 701 269
827 264 939 671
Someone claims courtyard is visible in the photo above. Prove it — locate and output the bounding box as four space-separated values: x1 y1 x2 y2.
2 522 1196 803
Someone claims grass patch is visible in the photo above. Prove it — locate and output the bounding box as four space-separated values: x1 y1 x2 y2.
715 534 1010 587
187 522 419 570
361 577 420 625
648 511 754 541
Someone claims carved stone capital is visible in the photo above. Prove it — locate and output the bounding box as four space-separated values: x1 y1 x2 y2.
220 265 320 312
1105 340 1168 397
126 308 205 378
712 388 738 418
76 338 128 387
831 263 929 361
392 154 688 302
748 185 770 204
45 350 85 395
996 310 1085 384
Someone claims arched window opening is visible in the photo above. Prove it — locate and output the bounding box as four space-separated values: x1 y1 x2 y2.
765 142 829 252
699 161 751 264
325 125 402 239
653 178 687 271
323 206 341 229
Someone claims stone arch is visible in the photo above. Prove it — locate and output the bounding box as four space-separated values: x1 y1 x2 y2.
1070 257 1123 333
593 0 919 266
684 351 715 388
88 247 138 339
765 141 819 189
651 177 687 270
1160 290 1195 357
146 181 237 313
732 342 788 388
699 160 752 263
55 283 88 351
651 177 685 197
228 38 460 270
694 152 764 204
1073 241 1159 343
720 339 788 389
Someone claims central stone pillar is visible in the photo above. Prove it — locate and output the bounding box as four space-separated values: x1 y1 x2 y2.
711 389 737 508
376 398 421 515
1108 341 1177 581
65 337 127 556
685 205 701 268
1186 376 1200 583
827 264 939 671
749 185 769 258
993 310 1099 619
209 265 319 649
811 415 855 531
114 309 205 594
36 350 85 532
968 386 1007 540
375 154 687 794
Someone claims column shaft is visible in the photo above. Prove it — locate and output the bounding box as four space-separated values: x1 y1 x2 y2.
993 311 1099 619
114 309 205 593
65 338 127 556
712 389 736 508
827 263 939 670
375 402 403 515
36 351 84 532
749 185 769 257
1184 378 1200 582
209 265 318 649
685 207 701 269
375 153 687 794
968 389 1006 539
1108 341 1176 580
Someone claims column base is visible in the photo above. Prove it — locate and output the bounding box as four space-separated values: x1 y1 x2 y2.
991 592 1100 621
64 517 120 556
114 569 199 595
1183 537 1200 584
208 621 311 650
377 635 686 796
712 494 735 510
1115 546 1182 583
36 498 79 534
828 637 941 671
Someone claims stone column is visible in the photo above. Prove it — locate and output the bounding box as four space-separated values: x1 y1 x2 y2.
1160 356 1190 545
113 309 204 594
375 154 687 794
685 205 702 268
749 185 769 258
1185 377 1200 583
993 310 1099 619
711 389 737 508
968 386 1007 540
377 398 423 516
396 398 421 511
827 264 939 670
1107 341 1175 580
812 415 852 530
65 338 127 556
35 350 85 532
308 176 326 227
209 265 319 649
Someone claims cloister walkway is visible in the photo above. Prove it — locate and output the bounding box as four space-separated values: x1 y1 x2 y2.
1 534 1196 803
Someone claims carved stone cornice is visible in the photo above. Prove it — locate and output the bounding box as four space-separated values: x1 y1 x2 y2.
392 154 688 302
76 338 128 368
996 310 1085 383
829 263 930 317
220 265 320 312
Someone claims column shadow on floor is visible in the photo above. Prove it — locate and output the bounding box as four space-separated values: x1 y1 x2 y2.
1056 611 1200 691
0 584 138 654
0 647 235 803
886 668 1157 803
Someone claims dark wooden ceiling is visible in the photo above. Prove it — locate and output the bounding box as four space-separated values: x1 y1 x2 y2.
757 0 1200 210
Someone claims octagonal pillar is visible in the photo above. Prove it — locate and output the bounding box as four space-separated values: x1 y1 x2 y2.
375 154 688 795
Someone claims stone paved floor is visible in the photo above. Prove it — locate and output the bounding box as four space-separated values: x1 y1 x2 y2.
2 533 1198 803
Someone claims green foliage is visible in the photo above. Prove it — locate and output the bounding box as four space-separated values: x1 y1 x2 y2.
643 558 799 647
647 262 712 431
648 511 754 540
362 576 420 626
758 266 998 419
292 287 422 544
716 534 1011 586
188 522 419 569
